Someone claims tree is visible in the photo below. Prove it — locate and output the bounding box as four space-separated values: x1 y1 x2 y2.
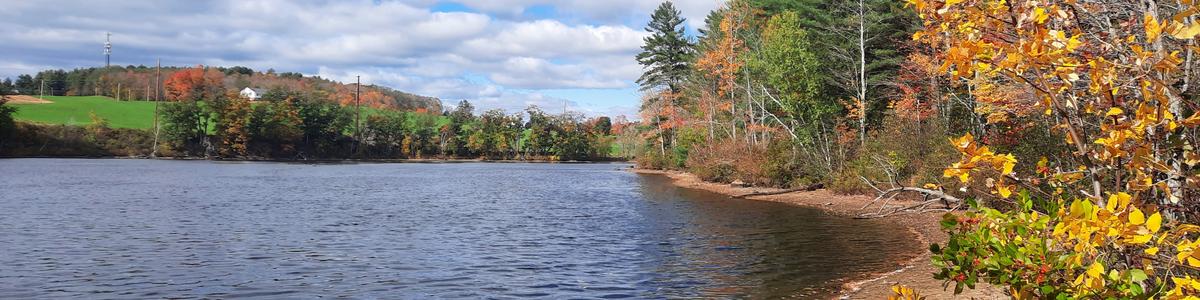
164 66 225 101
214 95 252 157
590 116 612 136
910 0 1200 296
524 105 556 156
362 111 407 157
753 10 828 131
161 100 210 154
636 1 693 93
33 70 67 96
0 92 15 146
449 100 476 156
14 75 33 95
295 95 352 157
824 0 913 147
0 79 12 96
248 98 302 156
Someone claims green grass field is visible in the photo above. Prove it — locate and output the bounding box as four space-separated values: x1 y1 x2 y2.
9 96 448 131
10 96 159 129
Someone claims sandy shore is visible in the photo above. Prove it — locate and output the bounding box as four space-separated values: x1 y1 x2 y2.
631 169 1005 299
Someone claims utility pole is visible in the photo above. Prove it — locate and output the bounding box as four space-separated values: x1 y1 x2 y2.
151 59 161 157
355 75 362 142
117 82 121 101
155 59 161 102
39 79 44 99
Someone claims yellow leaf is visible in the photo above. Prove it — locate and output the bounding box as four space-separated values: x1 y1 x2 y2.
997 184 1012 198
1108 192 1131 211
1147 14 1164 41
1147 247 1160 255
1131 207 1146 225
1133 234 1154 244
1087 262 1104 278
1148 212 1163 233
1106 107 1123 116
1189 257 1200 267
1173 22 1200 39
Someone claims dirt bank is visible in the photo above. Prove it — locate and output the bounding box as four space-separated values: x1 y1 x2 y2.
4 95 53 104
630 168 1005 299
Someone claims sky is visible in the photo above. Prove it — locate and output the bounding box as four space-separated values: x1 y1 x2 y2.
0 0 725 118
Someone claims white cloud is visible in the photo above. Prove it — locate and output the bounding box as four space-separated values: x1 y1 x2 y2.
0 0 725 118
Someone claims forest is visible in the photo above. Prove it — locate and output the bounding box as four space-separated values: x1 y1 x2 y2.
630 0 1200 298
0 66 620 161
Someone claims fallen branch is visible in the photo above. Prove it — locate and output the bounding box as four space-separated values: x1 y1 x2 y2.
733 183 824 198
856 175 964 218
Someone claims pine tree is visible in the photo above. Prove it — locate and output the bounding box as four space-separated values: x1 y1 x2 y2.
636 1 692 93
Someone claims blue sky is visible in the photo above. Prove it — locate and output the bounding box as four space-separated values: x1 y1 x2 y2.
0 0 722 118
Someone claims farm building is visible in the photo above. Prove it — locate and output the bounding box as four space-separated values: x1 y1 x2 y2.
239 87 266 100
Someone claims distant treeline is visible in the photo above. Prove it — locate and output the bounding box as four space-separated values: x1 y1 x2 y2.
0 65 442 112
0 67 628 161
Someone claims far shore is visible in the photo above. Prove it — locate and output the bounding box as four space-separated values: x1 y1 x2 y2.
629 168 1004 299
0 155 630 164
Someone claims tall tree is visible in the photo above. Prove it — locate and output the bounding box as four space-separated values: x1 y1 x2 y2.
752 10 826 139
14 75 35 95
636 1 693 93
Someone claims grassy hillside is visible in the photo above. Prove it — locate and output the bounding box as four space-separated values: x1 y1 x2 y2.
10 96 158 129
9 96 447 131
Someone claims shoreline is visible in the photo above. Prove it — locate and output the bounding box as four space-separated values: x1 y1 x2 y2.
0 155 630 164
630 168 1004 299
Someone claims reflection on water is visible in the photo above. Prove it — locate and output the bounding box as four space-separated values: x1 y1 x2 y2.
0 159 914 299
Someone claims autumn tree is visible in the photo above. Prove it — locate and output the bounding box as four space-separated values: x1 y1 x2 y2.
163 66 225 102
908 0 1200 296
248 97 303 156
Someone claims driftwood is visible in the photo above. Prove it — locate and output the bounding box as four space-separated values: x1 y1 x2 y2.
733 183 824 198
855 175 964 218
853 154 969 218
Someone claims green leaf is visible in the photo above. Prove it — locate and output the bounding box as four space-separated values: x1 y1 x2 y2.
1129 269 1148 282
941 213 959 229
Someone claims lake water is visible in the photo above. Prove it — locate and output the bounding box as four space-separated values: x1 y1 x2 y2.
0 159 913 299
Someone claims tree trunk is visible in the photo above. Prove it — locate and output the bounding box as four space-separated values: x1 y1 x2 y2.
1146 0 1184 216
857 0 868 149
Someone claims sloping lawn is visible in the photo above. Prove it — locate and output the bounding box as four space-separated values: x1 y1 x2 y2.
10 96 158 129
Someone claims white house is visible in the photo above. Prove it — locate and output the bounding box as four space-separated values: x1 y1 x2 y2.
239 87 266 100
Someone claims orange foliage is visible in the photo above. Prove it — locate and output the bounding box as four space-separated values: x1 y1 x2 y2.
163 65 225 101
330 86 395 109
695 2 751 98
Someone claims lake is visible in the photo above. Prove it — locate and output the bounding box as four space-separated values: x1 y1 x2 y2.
0 159 912 299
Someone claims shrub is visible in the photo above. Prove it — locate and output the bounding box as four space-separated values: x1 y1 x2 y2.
1 123 152 157
831 115 957 194
685 139 745 183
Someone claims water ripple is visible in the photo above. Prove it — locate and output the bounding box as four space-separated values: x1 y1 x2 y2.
0 159 915 298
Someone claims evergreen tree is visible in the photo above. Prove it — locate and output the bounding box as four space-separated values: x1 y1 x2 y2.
15 74 34 95
636 1 693 93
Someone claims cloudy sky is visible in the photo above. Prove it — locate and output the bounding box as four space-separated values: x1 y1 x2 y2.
0 0 724 118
